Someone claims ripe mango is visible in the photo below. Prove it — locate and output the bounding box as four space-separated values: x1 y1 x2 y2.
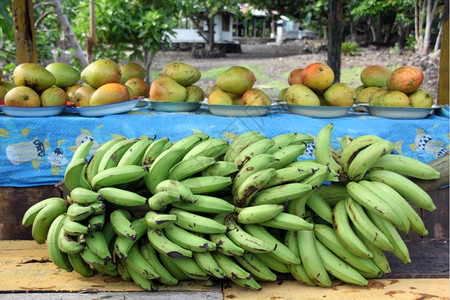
120 62 146 83
66 84 83 102
89 83 130 106
285 84 320 106
46 62 80 88
288 68 303 85
206 84 222 97
300 62 334 92
125 78 149 98
241 88 272 106
41 86 68 106
323 83 356 106
356 86 379 104
150 76 187 102
81 59 121 88
4 86 41 107
216 66 256 95
360 65 392 87
409 88 433 108
208 90 233 105
387 66 424 94
161 62 201 87
73 85 95 107
185 85 205 102
370 90 410 107
13 63 56 92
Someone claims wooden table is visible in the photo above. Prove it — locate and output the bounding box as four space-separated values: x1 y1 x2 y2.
0 240 448 300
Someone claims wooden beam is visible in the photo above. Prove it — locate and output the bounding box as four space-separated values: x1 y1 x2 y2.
12 0 38 64
437 0 449 105
328 0 343 82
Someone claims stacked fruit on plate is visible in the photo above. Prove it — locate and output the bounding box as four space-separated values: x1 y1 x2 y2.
356 65 433 108
279 62 357 107
23 124 441 291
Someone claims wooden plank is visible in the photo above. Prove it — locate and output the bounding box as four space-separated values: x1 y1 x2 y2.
437 0 449 105
222 278 450 300
0 240 220 293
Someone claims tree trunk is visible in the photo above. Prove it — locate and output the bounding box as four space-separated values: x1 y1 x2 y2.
421 0 439 55
49 0 88 69
86 0 96 63
328 0 343 83
144 51 155 85
375 13 383 43
437 0 449 105
13 0 38 64
206 16 215 53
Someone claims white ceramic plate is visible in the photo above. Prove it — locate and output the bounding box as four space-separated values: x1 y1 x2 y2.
149 101 201 112
365 105 441 119
280 102 352 118
205 104 271 117
75 98 140 117
135 97 151 108
0 104 67 117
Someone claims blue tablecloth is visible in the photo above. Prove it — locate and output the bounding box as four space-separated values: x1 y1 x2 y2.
0 106 448 187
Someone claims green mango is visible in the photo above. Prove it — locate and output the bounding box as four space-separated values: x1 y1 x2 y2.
13 63 56 92
46 62 80 88
80 59 121 88
161 62 201 87
216 66 256 95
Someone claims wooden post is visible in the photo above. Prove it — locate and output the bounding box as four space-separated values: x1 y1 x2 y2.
438 0 449 105
327 0 343 82
12 0 38 64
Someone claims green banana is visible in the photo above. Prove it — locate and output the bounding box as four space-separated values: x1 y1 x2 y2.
315 238 368 286
86 138 126 184
71 138 93 161
164 223 216 252
287 160 341 182
346 181 402 227
193 251 227 279
367 169 436 212
201 161 239 176
83 230 112 262
332 200 373 259
305 191 333 225
62 217 91 236
232 153 276 195
70 187 103 204
170 208 227 234
114 217 147 260
148 191 182 211
117 137 153 167
297 229 332 287
267 144 307 170
172 194 235 214
234 138 275 166
145 211 177 229
315 184 349 206
98 187 147 207
263 165 315 188
235 204 284 224
233 252 277 281
140 241 179 285
359 179 410 233
125 243 161 280
284 230 317 286
147 227 193 258
64 158 91 192
366 210 411 264
313 123 342 175
346 140 395 181
224 131 265 162
181 175 232 195
250 182 312 206
344 196 393 251
87 213 105 231
154 179 196 203
57 227 86 254
265 132 297 154
224 214 276 253
211 252 252 279
313 223 382 276
91 165 147 189
31 198 68 244
229 277 262 291
340 134 384 174
158 251 189 281
97 138 138 172
259 212 314 231
22 197 66 227
243 224 301 265
355 227 391 275
252 253 290 273
289 133 314 145
168 155 216 181
370 180 428 236
164 256 209 281
110 208 137 240
67 252 94 277
233 168 276 207
182 138 229 160
141 137 170 167
209 232 245 256
125 259 157 291
369 154 440 180
46 214 74 272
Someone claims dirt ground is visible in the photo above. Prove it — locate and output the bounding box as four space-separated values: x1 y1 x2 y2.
151 41 441 101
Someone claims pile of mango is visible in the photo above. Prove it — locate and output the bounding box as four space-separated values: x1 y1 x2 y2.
150 62 204 103
0 59 149 108
356 65 433 108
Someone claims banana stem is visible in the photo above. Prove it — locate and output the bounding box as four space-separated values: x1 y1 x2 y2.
413 152 449 191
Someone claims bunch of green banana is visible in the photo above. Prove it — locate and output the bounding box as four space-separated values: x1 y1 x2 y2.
21 127 441 291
